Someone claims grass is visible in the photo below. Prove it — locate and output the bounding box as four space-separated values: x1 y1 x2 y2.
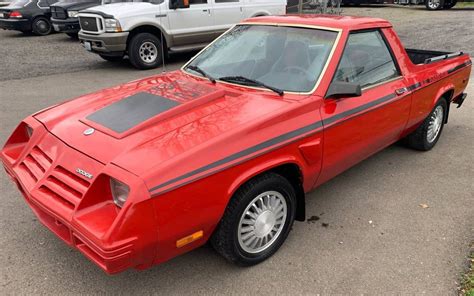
460 247 474 296
457 2 474 7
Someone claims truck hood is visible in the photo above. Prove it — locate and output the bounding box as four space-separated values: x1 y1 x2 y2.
34 71 294 178
51 1 101 11
82 2 157 18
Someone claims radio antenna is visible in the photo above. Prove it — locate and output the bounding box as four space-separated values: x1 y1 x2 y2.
159 4 166 73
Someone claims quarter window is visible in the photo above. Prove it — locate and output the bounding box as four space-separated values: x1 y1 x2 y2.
333 30 399 88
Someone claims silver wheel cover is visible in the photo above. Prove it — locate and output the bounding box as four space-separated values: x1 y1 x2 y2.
427 105 444 143
139 41 158 64
237 191 287 254
428 0 440 9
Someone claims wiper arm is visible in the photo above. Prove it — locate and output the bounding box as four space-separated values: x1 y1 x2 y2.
186 65 216 83
218 76 284 96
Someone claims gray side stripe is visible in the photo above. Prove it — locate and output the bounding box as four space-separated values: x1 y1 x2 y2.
322 93 396 126
149 91 405 194
149 120 324 192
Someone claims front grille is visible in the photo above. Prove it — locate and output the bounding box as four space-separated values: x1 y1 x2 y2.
79 16 99 32
51 6 67 19
19 146 53 185
40 166 91 209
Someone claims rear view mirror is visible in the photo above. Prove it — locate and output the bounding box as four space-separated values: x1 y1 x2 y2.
169 0 189 9
325 81 362 99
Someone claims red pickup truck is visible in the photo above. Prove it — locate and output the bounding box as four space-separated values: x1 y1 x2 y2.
1 15 471 274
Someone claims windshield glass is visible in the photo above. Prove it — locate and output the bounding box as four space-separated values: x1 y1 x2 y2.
9 0 29 6
185 25 339 93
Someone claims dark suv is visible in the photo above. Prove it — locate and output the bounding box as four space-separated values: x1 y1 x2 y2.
51 0 101 38
0 0 58 35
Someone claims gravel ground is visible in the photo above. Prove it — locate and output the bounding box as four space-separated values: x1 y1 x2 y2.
0 5 473 295
0 5 473 81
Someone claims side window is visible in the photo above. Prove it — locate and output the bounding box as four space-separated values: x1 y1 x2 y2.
189 0 207 4
215 0 239 3
333 30 399 89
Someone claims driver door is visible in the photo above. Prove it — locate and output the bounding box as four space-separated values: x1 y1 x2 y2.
316 29 412 186
167 0 216 47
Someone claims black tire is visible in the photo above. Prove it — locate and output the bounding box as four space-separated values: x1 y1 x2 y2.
66 32 78 39
32 17 52 36
405 99 447 151
425 0 444 10
443 0 456 8
99 54 124 62
211 172 296 266
127 32 163 70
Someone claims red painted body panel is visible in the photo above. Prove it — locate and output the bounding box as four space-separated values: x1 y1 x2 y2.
1 15 471 274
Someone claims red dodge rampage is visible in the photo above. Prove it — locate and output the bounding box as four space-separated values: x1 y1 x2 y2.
1 15 471 274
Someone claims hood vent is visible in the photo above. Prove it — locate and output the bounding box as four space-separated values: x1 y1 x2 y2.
86 92 180 133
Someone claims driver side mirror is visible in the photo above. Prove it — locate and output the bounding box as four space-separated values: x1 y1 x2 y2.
169 0 190 9
325 81 362 99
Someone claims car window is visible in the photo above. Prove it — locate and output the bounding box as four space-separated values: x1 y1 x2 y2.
215 0 239 3
189 0 207 4
333 30 399 89
186 25 339 93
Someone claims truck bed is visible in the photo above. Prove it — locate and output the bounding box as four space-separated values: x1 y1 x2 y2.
406 48 464 65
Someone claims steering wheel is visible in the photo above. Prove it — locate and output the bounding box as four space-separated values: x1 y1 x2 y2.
282 66 312 77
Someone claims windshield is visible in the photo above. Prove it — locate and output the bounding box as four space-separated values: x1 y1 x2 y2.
9 0 29 6
185 25 339 93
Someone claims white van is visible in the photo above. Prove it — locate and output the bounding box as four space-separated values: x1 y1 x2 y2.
77 0 286 69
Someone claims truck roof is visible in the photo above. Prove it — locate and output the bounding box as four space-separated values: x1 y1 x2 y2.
243 14 393 31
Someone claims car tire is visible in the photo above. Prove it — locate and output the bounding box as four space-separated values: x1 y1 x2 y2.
32 17 52 36
405 99 447 151
66 32 78 39
425 0 444 10
128 33 163 70
443 0 456 8
211 172 296 266
99 54 124 62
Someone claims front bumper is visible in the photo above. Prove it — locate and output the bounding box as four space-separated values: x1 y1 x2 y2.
1 119 158 274
78 31 129 55
0 18 31 32
52 18 80 33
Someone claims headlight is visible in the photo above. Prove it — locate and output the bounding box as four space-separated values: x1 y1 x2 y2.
110 178 129 208
67 11 79 18
104 18 122 33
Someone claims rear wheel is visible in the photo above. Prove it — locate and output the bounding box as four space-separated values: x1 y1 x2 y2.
405 99 447 151
99 54 124 62
128 33 163 70
211 173 296 266
32 17 52 36
425 0 444 10
443 0 456 8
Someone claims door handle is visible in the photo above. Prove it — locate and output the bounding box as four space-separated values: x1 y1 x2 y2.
395 87 407 96
202 9 208 12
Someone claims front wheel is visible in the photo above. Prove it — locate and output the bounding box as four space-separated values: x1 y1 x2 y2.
32 17 52 36
425 0 444 10
405 99 447 151
211 173 296 266
128 33 163 70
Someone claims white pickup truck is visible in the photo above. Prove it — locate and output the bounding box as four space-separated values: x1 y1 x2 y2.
77 0 286 69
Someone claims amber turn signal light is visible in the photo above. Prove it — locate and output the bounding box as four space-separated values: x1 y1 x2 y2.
176 230 203 248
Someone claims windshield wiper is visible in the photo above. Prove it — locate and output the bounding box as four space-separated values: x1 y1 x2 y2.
218 76 284 96
186 65 216 83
